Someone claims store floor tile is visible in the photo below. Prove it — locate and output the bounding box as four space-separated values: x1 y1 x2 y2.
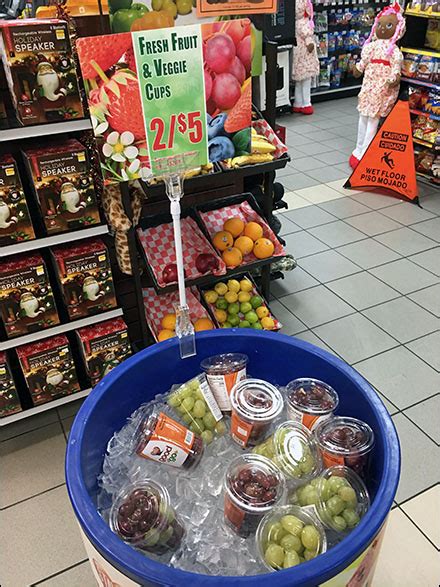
406 331 440 371
401 485 440 549
308 220 366 248
313 313 398 364
380 202 436 225
404 394 440 445
293 330 340 356
375 227 438 256
391 414 439 503
306 166 348 183
349 191 403 210
0 423 67 509
280 285 355 328
336 238 402 269
315 150 349 165
363 297 439 344
299 249 362 282
344 210 403 236
0 409 59 443
373 508 440 586
282 172 320 191
268 300 307 336
409 284 440 317
37 561 95 587
284 205 337 229
271 266 319 298
353 347 440 410
296 184 346 205
421 193 440 215
411 217 440 242
409 247 440 276
0 486 87 586
280 191 312 211
370 258 439 294
278 215 301 236
326 272 400 311
282 230 329 258
290 156 327 172
318 197 371 219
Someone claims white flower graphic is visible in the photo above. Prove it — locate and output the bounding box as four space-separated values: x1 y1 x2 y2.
91 114 108 136
102 131 138 163
121 159 141 181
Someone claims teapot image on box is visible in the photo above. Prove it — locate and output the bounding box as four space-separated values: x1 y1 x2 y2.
0 253 60 339
0 156 35 246
23 140 100 236
52 238 117 320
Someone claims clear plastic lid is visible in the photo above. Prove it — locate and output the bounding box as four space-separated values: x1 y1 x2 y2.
316 466 370 532
286 378 339 415
315 416 375 457
109 480 170 545
256 504 327 571
200 353 248 375
272 422 322 482
224 453 286 514
230 379 284 423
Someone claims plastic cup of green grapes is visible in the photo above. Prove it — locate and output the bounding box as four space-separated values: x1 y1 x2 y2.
290 465 370 533
256 505 327 571
252 421 322 485
166 375 226 444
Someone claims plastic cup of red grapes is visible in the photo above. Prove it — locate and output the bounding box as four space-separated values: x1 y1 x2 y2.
253 421 322 486
109 480 185 554
256 504 327 571
200 352 248 412
290 465 370 534
230 379 284 448
223 453 286 538
314 416 374 479
285 378 339 431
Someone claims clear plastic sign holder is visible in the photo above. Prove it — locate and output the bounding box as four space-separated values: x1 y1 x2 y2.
154 152 198 359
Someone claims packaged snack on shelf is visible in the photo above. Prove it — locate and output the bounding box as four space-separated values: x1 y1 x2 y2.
135 410 204 470
16 334 81 405
256 505 327 571
425 18 440 50
425 90 440 116
110 480 185 553
290 465 370 534
314 11 328 33
408 86 430 110
23 140 100 235
223 453 286 538
0 252 60 339
314 416 374 479
197 195 285 270
230 378 284 448
0 156 35 246
285 378 339 431
200 352 248 412
142 286 214 342
0 351 22 417
0 19 84 126
52 238 117 320
423 118 439 143
200 274 282 331
77 317 131 387
415 149 435 175
417 55 438 81
402 53 421 78
166 374 225 444
137 215 226 289
316 33 328 58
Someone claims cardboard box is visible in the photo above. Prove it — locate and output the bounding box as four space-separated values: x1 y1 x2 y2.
0 155 35 246
0 252 60 339
23 140 100 235
0 19 84 126
17 334 81 405
0 351 22 417
77 317 131 386
52 237 117 320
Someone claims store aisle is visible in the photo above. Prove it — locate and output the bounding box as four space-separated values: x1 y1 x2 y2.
0 97 439 586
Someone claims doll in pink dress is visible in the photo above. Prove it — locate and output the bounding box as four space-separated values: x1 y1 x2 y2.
292 0 320 115
349 2 406 169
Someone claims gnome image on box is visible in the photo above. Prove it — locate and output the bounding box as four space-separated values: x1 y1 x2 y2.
349 2 406 169
23 140 100 235
16 335 81 406
0 156 35 246
35 61 67 112
0 253 60 339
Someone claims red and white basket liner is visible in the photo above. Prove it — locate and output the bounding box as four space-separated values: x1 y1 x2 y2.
142 286 213 340
137 216 226 288
199 200 285 264
201 277 282 331
252 119 288 159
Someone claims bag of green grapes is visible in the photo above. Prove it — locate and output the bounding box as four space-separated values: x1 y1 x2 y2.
166 375 226 445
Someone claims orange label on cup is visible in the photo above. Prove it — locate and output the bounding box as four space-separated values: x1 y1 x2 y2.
231 411 253 447
138 412 194 468
302 413 320 430
321 449 345 469
224 493 245 530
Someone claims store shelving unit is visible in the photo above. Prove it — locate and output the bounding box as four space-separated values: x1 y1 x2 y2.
401 9 440 186
0 118 92 143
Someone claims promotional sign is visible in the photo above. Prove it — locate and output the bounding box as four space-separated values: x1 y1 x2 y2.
197 0 277 17
132 26 208 175
76 20 252 184
345 100 418 201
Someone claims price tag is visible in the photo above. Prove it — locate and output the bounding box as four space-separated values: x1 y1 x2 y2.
132 26 209 176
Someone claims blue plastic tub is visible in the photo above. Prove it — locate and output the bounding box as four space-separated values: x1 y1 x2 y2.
66 330 400 587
